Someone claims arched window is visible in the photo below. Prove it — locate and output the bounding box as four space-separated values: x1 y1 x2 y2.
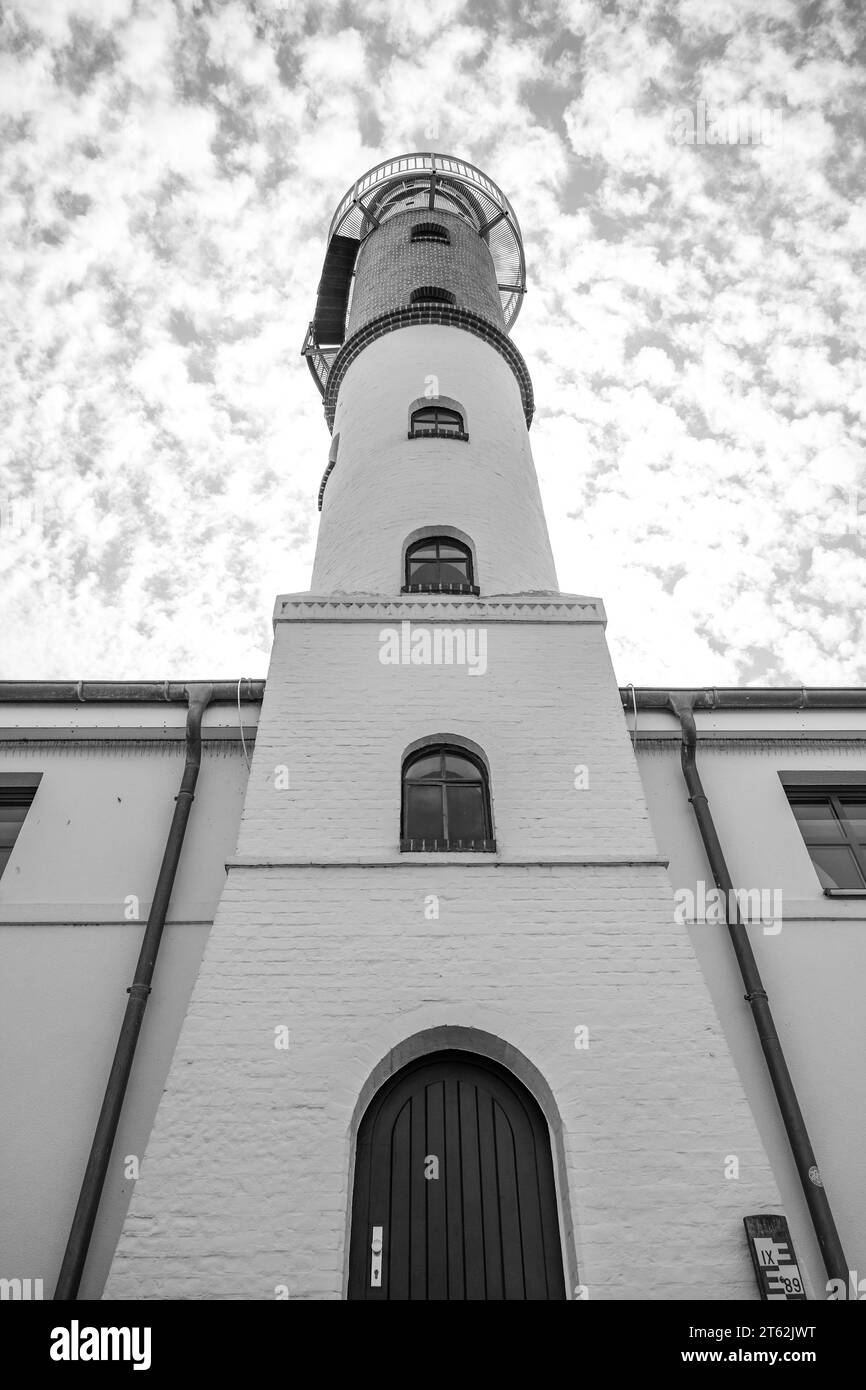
401 745 495 852
408 404 467 440
409 286 456 307
404 537 477 593
411 222 450 245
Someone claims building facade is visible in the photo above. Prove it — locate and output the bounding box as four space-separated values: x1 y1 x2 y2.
0 689 263 1300
1 154 863 1301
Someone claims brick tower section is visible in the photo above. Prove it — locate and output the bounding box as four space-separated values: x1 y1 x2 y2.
345 209 506 335
106 156 786 1300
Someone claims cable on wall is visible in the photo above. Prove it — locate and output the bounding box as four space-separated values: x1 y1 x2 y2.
626 682 638 751
237 676 252 771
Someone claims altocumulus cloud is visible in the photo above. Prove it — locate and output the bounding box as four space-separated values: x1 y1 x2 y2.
1 0 864 684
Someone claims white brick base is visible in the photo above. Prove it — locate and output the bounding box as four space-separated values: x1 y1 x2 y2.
107 601 783 1299
106 860 782 1299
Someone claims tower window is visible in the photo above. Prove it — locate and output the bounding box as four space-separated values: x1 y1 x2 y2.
408 404 467 440
401 745 495 852
411 222 450 245
409 286 456 307
784 784 866 891
403 537 478 594
0 775 41 879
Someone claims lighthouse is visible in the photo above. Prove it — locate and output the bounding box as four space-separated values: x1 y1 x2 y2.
107 154 784 1300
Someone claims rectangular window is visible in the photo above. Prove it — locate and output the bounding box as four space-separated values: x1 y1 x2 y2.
0 775 42 879
782 775 866 892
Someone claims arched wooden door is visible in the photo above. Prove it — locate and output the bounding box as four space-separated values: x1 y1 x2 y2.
348 1051 566 1300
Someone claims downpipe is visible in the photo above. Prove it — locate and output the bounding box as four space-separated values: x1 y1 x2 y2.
54 683 214 1300
667 691 848 1289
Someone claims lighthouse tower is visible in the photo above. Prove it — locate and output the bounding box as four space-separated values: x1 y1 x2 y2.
107 154 784 1300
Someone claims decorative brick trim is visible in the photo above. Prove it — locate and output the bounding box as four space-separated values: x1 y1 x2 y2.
323 307 535 429
317 458 336 511
274 594 606 623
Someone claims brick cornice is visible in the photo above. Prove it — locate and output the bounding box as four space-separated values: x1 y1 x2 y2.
274 593 606 624
322 306 535 428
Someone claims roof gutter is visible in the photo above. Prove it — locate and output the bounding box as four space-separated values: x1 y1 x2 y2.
53 683 216 1300
620 685 866 712
0 680 264 703
665 690 848 1289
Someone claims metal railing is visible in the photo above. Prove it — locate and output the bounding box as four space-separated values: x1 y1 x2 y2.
328 152 520 245
303 154 528 398
302 322 339 394
322 152 526 331
400 837 497 853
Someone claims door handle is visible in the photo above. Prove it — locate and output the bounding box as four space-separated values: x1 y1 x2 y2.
371 1225 383 1287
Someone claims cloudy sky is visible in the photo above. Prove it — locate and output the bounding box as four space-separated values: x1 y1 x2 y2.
2 0 864 685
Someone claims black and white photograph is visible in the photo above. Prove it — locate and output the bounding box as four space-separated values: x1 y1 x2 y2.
1 0 864 1351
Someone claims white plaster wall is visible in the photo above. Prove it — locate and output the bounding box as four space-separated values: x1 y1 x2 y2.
0 704 259 920
634 729 866 1298
0 922 209 1299
0 723 254 1297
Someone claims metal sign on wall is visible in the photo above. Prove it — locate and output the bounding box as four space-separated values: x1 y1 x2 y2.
744 1215 807 1300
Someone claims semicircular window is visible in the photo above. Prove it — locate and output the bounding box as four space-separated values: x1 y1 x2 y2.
408 404 467 440
411 222 450 245
404 536 478 594
409 286 456 307
402 745 495 852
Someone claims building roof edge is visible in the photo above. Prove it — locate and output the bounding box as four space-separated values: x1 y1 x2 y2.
619 686 866 712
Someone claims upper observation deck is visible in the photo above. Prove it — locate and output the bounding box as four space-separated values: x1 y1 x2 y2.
302 153 527 395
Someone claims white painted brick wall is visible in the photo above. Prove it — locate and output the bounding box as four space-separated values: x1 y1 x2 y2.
312 328 558 595
106 606 784 1300
233 610 656 861
106 861 781 1300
